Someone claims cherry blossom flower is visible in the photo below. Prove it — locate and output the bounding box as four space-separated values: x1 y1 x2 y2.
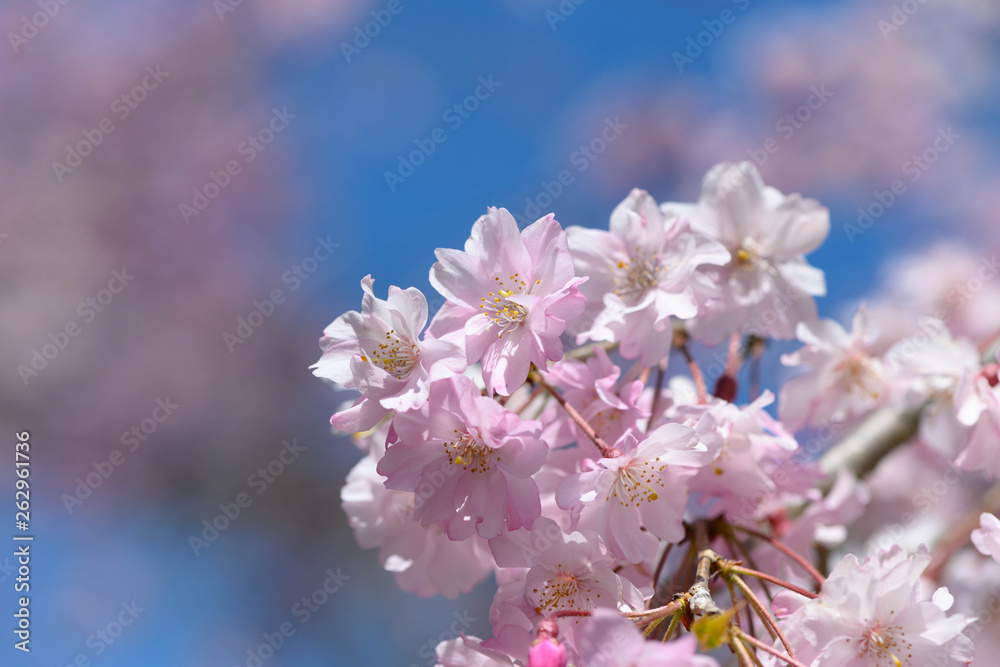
753 470 870 588
427 208 586 395
482 518 643 663
312 275 465 433
341 450 494 598
680 393 815 526
489 517 644 617
661 162 829 343
971 512 1000 564
780 305 887 432
538 346 647 448
556 424 717 563
378 375 547 539
566 188 730 365
885 323 988 463
777 545 974 666
434 635 517 667
952 366 1000 477
570 610 720 667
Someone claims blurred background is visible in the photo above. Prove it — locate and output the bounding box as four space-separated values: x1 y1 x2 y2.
1 0 999 664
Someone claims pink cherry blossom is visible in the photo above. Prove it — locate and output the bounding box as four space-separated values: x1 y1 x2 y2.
434 636 517 667
341 447 494 598
538 346 647 448
489 517 644 618
952 370 1000 477
566 188 730 365
678 392 816 526
971 512 1000 564
780 305 887 432
312 275 465 433
428 208 586 395
778 545 974 666
662 162 829 344
570 610 720 667
885 323 986 462
378 375 547 539
556 424 717 563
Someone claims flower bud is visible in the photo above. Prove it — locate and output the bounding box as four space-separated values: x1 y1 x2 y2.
529 618 567 667
528 638 566 667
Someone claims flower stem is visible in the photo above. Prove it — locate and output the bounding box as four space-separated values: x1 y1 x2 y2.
737 630 810 667
730 524 825 588
731 635 757 667
678 343 708 404
529 368 616 458
728 565 818 600
730 574 798 660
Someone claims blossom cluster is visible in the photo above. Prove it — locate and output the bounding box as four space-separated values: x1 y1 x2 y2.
315 162 1000 666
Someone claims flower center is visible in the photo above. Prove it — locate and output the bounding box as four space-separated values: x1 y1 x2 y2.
443 430 497 473
607 457 667 507
480 273 534 338
733 238 766 271
613 248 663 303
360 328 419 379
834 353 883 399
859 621 909 667
534 571 599 614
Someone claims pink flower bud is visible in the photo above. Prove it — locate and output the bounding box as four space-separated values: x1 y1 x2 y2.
528 638 566 667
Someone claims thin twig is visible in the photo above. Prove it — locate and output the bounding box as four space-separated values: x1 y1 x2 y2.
726 579 744 631
731 574 798 660
731 524 825 588
729 565 818 600
738 631 810 667
529 369 615 458
662 609 683 642
719 523 774 604
678 344 708 404
731 635 756 667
